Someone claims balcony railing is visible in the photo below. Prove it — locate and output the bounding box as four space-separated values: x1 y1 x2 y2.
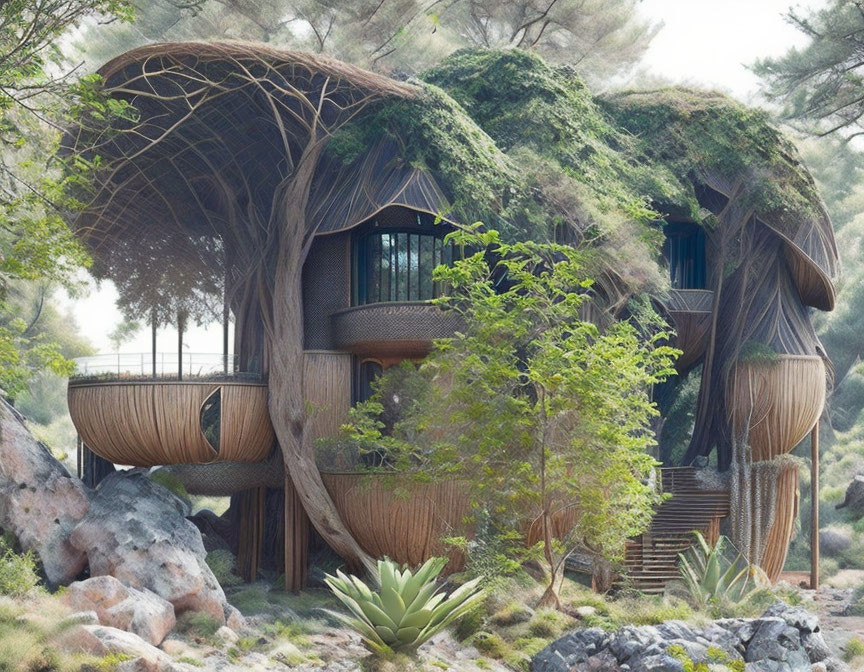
72 353 241 379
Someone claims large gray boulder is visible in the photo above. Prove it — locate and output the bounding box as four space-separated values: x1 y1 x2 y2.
836 475 864 517
0 399 91 584
69 471 233 624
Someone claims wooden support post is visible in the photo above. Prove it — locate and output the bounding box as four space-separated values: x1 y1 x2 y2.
811 423 820 590
177 309 185 381
223 288 230 375
151 310 157 378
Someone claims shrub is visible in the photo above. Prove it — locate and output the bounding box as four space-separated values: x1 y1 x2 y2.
526 608 574 639
206 550 241 587
844 636 864 662
0 537 40 597
678 532 768 609
175 611 221 642
490 602 534 626
325 557 484 655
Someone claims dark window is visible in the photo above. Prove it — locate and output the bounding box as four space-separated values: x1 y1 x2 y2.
663 223 706 290
355 360 383 404
353 218 459 305
200 388 221 454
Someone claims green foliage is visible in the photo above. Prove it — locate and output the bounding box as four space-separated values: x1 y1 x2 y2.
525 608 574 639
206 550 241 588
175 611 222 642
603 87 826 236
324 557 485 655
332 228 678 604
844 636 864 663
754 1 864 138
0 536 40 597
736 341 779 365
677 532 769 610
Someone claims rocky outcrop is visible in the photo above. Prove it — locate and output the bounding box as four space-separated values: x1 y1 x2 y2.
64 575 176 646
532 603 847 672
836 476 864 517
57 624 191 672
0 399 90 585
69 471 234 625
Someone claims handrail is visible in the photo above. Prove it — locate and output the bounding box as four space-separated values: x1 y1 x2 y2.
72 352 240 378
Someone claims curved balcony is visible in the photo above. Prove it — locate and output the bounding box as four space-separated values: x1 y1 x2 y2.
666 289 714 372
68 373 274 468
331 302 463 356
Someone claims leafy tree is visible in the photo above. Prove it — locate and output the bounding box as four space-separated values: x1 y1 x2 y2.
754 0 864 138
75 0 659 80
333 227 678 607
0 0 132 394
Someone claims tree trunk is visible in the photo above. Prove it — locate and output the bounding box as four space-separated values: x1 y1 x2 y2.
537 566 561 609
267 144 377 578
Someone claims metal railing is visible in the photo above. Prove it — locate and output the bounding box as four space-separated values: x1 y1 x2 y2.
72 353 240 378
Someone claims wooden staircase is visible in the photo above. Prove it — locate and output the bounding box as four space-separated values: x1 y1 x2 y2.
622 467 729 593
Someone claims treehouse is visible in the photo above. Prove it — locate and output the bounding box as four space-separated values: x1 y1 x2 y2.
64 45 836 591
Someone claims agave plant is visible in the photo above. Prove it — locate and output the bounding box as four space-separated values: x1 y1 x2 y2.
678 531 769 609
325 557 484 654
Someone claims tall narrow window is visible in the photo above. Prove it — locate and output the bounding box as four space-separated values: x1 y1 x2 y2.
353 217 462 305
356 360 383 404
663 223 706 290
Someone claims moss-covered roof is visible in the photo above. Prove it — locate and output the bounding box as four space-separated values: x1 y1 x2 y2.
603 88 838 309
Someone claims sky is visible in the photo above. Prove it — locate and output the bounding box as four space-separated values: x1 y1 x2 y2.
59 0 828 361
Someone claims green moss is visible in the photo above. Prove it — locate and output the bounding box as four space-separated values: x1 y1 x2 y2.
526 608 574 639
737 340 779 365
471 631 511 658
489 601 534 626
175 611 221 642
602 87 825 232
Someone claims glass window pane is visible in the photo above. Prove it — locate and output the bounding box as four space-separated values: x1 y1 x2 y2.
419 235 433 300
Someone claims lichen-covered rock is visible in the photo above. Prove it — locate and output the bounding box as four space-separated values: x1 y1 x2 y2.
532 603 834 672
64 575 176 646
69 471 230 624
0 399 91 585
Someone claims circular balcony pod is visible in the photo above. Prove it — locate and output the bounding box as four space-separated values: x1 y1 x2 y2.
727 354 826 461
68 380 274 467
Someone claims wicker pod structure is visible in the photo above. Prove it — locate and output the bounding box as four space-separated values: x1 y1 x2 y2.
68 380 274 466
321 473 471 570
321 472 584 571
727 355 826 462
759 460 800 581
667 290 714 373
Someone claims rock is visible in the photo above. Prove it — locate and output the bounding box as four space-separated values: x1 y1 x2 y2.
576 606 598 619
819 528 853 556
0 399 91 585
763 603 821 635
835 475 864 517
57 624 186 672
745 619 803 662
187 508 233 553
69 471 229 623
531 606 832 672
224 604 246 632
631 655 684 672
215 625 238 645
64 575 176 646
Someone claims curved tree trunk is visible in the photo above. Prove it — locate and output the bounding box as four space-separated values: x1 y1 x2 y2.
267 143 377 579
